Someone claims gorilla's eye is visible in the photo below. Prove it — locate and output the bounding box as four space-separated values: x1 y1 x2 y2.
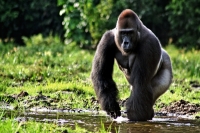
121 33 126 37
120 31 125 35
120 32 126 39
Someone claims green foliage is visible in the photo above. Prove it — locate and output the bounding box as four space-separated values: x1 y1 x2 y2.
1 0 200 49
0 0 63 44
59 0 170 48
167 0 200 48
59 0 92 48
84 0 113 46
58 0 113 48
59 0 200 49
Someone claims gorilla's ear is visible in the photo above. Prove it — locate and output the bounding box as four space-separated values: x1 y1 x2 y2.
136 18 142 40
137 31 140 39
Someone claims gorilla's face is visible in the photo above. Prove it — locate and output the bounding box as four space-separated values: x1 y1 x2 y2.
116 28 139 54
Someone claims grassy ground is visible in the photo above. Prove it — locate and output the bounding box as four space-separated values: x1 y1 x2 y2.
0 35 200 132
158 45 200 105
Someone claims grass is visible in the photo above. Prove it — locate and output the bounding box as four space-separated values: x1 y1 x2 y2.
156 45 200 105
0 35 200 132
0 114 90 133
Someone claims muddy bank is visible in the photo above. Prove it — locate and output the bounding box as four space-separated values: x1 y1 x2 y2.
1 90 100 113
1 91 200 119
2 109 200 133
159 100 200 119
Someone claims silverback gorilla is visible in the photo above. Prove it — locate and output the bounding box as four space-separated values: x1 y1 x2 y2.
91 9 173 121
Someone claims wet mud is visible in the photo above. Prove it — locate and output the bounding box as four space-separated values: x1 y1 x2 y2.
1 108 200 133
1 91 200 132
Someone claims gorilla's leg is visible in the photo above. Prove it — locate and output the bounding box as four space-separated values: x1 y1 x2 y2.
151 50 173 103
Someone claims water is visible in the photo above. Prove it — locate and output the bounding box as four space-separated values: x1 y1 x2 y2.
1 108 200 133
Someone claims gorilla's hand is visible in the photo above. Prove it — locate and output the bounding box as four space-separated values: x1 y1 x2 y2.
107 108 121 119
101 99 121 119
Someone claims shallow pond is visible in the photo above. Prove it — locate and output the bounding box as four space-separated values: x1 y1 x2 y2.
1 108 200 133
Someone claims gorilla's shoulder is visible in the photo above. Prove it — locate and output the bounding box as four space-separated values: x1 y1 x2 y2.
103 30 115 38
98 30 116 47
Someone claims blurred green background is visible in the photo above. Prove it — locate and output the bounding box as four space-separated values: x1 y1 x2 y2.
0 1 200 132
1 0 200 49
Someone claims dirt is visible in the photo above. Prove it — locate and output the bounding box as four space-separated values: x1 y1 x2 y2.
1 91 99 113
1 91 200 119
119 98 200 119
190 80 200 89
159 99 200 118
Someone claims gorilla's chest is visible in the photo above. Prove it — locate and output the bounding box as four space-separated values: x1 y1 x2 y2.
115 52 135 76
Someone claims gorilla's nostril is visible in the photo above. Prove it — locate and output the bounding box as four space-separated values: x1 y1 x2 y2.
124 42 129 45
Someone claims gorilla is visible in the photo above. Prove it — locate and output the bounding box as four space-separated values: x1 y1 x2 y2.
91 9 173 121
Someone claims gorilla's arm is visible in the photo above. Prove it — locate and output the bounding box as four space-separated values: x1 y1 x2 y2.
126 36 162 120
91 31 121 118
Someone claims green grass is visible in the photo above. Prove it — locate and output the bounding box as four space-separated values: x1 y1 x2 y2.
154 45 200 110
158 45 200 102
0 115 91 133
0 35 200 132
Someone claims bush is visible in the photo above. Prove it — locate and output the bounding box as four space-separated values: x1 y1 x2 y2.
59 0 113 48
59 0 170 48
0 0 64 44
2 0 199 49
167 0 200 49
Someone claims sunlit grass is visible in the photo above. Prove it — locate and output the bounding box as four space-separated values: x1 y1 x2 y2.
0 117 91 133
166 45 200 79
0 41 200 107
0 35 200 132
5 82 94 95
154 45 200 110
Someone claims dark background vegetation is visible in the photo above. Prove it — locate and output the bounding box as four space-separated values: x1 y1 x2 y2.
0 0 200 49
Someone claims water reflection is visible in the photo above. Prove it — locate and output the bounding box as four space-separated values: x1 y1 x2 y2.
108 117 200 133
1 109 200 133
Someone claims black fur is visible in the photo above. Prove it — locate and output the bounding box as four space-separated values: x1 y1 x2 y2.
91 9 172 121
